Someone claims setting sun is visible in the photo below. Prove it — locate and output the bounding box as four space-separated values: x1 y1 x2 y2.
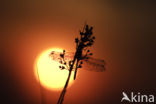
34 48 74 91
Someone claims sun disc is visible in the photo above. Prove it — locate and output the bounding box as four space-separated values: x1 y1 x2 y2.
34 48 74 91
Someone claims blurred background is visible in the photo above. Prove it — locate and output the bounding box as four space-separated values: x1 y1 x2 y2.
1 0 156 104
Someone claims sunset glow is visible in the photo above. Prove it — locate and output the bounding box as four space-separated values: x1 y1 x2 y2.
34 48 74 91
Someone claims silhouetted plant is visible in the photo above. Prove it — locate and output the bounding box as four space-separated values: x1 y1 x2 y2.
49 24 105 104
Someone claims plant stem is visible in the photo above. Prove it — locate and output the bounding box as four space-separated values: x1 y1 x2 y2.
57 56 77 104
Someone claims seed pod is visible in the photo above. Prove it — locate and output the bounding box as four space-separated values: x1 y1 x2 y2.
63 50 65 53
92 36 95 40
87 50 90 52
62 66 65 69
75 38 79 43
80 32 83 35
60 54 64 58
78 65 82 68
89 53 93 56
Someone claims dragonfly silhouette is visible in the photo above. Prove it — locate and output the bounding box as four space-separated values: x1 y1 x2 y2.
49 24 106 104
50 51 105 79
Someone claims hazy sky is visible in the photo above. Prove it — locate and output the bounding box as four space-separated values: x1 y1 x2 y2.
1 0 156 104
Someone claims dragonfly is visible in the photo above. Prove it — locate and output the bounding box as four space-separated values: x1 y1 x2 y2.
49 51 106 73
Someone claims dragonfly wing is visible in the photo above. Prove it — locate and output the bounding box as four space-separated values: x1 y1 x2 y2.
81 57 106 72
49 51 106 72
64 52 75 61
49 51 74 62
49 51 60 62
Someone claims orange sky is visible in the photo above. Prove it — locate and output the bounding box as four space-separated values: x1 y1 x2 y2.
1 0 156 104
